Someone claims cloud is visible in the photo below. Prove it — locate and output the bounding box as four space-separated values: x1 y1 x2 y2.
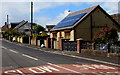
1 0 120 2
57 10 71 20
101 2 118 15
0 1 119 28
0 2 73 27
35 9 70 27
86 2 119 15
1 2 30 25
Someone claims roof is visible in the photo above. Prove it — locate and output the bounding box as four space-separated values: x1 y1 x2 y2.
2 24 9 29
14 20 28 29
10 22 21 28
46 25 55 29
51 5 99 31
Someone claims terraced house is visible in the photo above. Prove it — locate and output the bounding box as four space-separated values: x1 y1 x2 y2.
50 5 120 41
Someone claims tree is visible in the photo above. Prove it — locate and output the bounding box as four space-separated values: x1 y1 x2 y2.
33 24 45 34
2 28 20 40
94 27 118 43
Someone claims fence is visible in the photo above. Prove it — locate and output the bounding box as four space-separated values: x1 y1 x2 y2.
81 40 93 49
54 40 59 49
23 37 29 44
63 40 77 51
109 41 120 53
94 43 107 50
28 37 120 55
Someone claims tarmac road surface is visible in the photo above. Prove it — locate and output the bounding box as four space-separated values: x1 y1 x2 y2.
1 39 120 74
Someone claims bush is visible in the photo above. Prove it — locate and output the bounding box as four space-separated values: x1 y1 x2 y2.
94 27 118 43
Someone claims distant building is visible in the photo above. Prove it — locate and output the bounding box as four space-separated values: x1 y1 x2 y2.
111 13 120 26
2 24 9 31
45 25 55 35
50 5 120 41
10 23 20 29
14 20 32 35
2 22 20 30
1 20 33 35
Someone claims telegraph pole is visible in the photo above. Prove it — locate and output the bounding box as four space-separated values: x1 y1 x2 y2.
29 2 33 45
31 2 33 35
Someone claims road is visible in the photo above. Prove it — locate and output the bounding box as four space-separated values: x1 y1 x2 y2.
1 39 120 74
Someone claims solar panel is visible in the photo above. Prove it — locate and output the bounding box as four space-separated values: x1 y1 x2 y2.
54 13 87 29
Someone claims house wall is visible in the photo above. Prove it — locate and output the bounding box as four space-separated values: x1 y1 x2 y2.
12 37 16 41
31 38 36 45
20 37 23 43
61 31 65 38
50 33 53 38
17 37 20 42
17 23 31 35
91 8 120 35
75 16 91 40
50 30 75 41
75 7 120 40
57 32 60 41
44 40 47 47
70 30 75 41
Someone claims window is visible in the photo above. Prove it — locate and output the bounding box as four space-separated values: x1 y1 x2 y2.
53 33 57 39
65 32 70 39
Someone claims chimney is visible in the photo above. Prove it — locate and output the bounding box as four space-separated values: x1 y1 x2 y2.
5 22 7 25
7 15 9 24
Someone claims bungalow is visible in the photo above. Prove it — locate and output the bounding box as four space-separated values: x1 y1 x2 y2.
50 5 120 41
2 24 10 31
14 20 32 35
2 22 20 30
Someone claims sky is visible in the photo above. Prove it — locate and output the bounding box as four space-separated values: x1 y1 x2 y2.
0 0 120 27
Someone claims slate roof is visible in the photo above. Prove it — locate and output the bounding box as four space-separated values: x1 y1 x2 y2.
14 20 28 29
51 5 99 31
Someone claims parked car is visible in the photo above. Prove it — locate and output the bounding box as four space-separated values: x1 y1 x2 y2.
99 45 107 50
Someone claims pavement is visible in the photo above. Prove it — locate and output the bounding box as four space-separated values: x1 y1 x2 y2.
4 39 120 67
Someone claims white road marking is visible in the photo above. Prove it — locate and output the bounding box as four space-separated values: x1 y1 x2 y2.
115 72 119 73
16 70 25 75
29 66 60 73
2 46 7 49
22 54 38 61
9 49 18 54
91 72 96 73
65 55 120 67
47 63 80 73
